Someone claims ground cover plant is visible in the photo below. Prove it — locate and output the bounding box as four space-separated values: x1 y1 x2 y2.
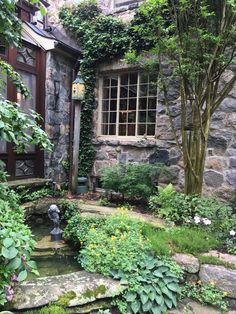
64 212 181 314
181 282 229 312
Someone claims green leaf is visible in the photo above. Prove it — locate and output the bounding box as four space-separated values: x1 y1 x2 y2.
131 300 141 313
3 237 14 248
142 300 152 312
27 260 37 269
17 270 28 282
8 246 18 259
164 297 173 309
167 283 180 293
152 304 162 314
140 292 149 305
153 270 164 278
7 256 21 270
125 291 137 302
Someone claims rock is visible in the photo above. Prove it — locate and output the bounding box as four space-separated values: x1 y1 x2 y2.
230 158 236 168
149 149 170 165
208 135 228 150
204 170 224 188
205 157 226 171
168 299 222 314
12 271 123 310
172 253 200 274
226 170 236 187
219 98 236 113
199 265 236 298
202 251 236 267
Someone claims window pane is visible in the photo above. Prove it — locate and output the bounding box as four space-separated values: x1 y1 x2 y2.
120 86 128 98
149 72 157 83
147 124 155 135
103 100 109 111
120 99 127 110
17 46 36 66
17 71 36 153
139 98 147 110
148 98 156 110
147 111 156 123
119 124 126 136
110 100 117 111
127 124 135 136
139 111 147 123
119 112 127 123
130 73 137 85
110 112 117 123
121 74 128 85
129 98 136 110
139 84 148 97
109 124 116 135
102 112 109 123
138 124 146 135
102 124 108 135
128 112 136 123
129 85 137 97
104 77 110 87
111 87 117 99
111 75 118 86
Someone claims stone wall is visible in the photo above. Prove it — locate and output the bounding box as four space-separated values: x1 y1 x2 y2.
44 51 74 184
92 61 236 199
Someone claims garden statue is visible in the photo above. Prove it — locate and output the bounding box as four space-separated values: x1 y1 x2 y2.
48 204 63 241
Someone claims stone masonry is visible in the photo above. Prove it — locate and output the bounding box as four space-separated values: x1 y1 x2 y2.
93 61 236 199
44 51 74 184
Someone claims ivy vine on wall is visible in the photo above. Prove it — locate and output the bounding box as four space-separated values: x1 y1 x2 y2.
59 1 131 176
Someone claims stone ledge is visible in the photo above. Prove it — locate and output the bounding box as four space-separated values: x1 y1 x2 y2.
8 178 52 188
12 271 123 310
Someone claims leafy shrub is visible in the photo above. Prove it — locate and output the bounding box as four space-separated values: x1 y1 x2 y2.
63 213 105 246
142 224 219 255
113 253 180 314
150 184 233 230
79 214 149 275
0 183 37 306
181 282 228 312
58 199 79 221
101 164 169 202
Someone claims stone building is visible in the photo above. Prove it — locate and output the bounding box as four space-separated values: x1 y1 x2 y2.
1 0 235 199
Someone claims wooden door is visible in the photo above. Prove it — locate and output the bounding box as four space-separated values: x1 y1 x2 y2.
0 42 46 180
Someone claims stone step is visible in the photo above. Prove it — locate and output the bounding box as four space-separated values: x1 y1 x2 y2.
8 178 52 189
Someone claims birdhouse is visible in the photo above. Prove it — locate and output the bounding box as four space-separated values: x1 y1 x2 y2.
72 71 85 100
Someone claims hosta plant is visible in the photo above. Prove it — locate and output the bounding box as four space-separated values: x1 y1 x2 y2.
112 253 181 314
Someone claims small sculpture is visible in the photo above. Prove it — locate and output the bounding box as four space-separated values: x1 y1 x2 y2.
48 204 63 241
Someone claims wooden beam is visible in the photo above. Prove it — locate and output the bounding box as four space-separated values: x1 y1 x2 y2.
71 102 82 194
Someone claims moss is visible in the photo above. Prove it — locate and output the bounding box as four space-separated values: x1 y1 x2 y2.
68 299 112 313
198 255 236 270
82 285 107 299
56 291 77 306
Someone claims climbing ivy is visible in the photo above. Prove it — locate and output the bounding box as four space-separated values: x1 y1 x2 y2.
60 1 130 176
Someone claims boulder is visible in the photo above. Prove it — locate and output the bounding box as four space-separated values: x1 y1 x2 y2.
199 265 236 298
172 253 200 274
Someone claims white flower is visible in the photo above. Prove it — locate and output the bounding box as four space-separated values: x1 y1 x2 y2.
230 230 236 236
202 218 211 225
194 215 201 224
